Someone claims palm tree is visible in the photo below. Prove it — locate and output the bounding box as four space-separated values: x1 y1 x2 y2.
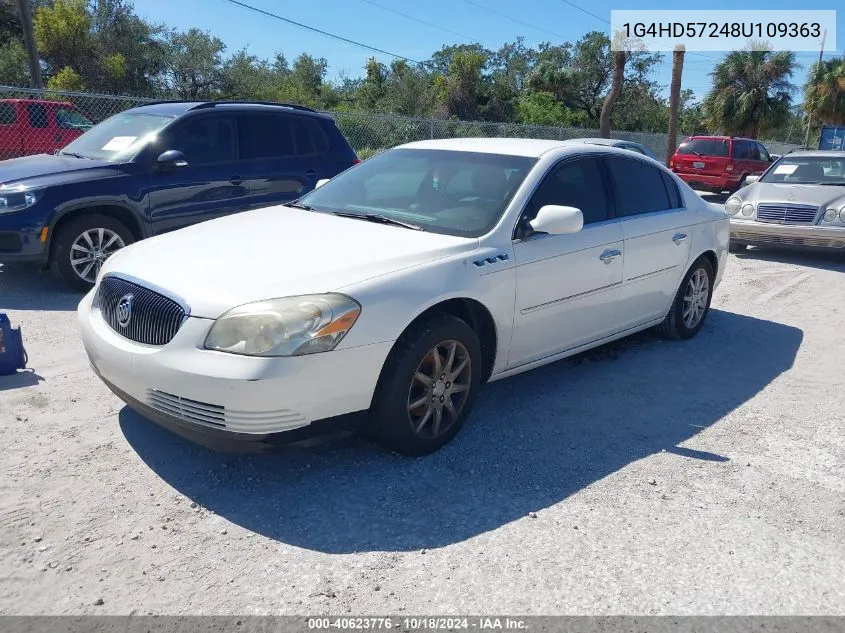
599 50 626 138
803 56 845 125
703 46 797 138
666 44 685 164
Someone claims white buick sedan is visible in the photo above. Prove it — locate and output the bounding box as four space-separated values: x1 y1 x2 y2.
78 138 729 456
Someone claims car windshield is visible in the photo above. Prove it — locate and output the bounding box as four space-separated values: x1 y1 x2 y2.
677 138 730 157
296 148 538 237
760 156 845 185
59 112 175 162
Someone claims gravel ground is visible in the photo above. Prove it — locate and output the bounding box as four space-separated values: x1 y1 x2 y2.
1 240 844 615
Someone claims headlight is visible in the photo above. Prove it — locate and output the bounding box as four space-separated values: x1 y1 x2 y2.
204 293 361 357
725 197 742 215
741 203 755 217
0 185 42 214
824 208 840 223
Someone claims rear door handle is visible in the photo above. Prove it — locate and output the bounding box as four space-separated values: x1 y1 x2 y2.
672 233 688 244
599 249 622 263
305 169 316 178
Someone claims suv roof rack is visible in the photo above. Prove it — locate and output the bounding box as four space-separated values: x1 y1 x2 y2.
188 101 317 113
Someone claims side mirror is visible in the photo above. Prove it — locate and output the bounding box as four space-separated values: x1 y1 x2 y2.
156 150 188 170
315 178 330 189
744 174 760 184
529 205 584 236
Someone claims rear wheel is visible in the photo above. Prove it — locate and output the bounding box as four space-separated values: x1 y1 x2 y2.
371 314 482 456
50 214 134 292
657 257 714 340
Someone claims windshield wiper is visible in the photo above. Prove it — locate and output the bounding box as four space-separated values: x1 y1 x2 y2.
817 182 845 186
286 202 315 211
58 151 90 159
686 148 704 157
332 211 425 231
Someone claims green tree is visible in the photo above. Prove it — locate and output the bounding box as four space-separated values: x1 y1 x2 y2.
47 65 85 91
0 39 30 86
703 46 797 138
220 49 276 100
161 28 225 99
357 57 388 111
803 56 845 125
517 91 574 126
34 0 92 77
437 49 486 120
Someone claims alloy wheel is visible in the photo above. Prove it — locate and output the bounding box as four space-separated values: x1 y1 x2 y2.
683 268 710 329
407 340 472 439
70 228 125 283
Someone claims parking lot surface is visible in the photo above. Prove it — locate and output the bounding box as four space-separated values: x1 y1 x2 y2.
1 244 844 615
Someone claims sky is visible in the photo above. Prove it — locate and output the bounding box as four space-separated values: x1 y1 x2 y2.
131 0 844 102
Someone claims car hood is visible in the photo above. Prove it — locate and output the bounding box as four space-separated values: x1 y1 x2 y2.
0 153 118 188
99 205 479 318
740 182 845 210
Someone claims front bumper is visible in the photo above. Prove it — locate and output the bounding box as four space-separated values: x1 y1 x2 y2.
730 219 845 250
78 290 394 450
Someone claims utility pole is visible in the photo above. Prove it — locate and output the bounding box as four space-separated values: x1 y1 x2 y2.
15 0 44 90
803 29 826 149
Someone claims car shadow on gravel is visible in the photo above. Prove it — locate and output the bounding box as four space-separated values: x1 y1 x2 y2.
0 265 83 311
734 247 845 273
120 308 802 553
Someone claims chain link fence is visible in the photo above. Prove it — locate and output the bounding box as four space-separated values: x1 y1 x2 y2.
0 85 803 162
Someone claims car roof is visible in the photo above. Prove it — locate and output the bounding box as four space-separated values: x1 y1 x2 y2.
683 135 757 141
779 150 845 158
562 137 626 147
398 137 576 158
0 98 73 106
126 100 333 120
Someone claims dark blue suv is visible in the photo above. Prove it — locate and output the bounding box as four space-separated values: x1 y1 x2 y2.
0 100 359 290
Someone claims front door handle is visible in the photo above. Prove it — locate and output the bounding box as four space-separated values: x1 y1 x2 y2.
305 169 317 178
672 233 688 244
599 249 622 263
229 175 243 185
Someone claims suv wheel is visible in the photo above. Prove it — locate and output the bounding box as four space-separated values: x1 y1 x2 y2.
51 214 134 292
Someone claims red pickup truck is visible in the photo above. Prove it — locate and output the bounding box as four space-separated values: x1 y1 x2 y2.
0 98 94 160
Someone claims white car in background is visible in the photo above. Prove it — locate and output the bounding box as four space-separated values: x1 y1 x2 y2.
78 139 729 456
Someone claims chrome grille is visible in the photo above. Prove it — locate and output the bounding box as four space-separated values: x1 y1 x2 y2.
98 276 186 346
756 203 819 225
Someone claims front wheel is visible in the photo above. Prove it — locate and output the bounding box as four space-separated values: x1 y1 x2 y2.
371 314 483 456
657 257 715 340
50 214 134 292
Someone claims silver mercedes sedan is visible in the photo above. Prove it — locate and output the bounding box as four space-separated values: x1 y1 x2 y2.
726 151 845 253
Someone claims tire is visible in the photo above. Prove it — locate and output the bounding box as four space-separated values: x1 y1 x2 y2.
371 313 483 456
656 257 715 340
50 214 134 292
729 242 748 253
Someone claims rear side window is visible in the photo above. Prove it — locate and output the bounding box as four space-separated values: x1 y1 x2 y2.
661 172 682 208
239 114 296 160
291 116 329 155
734 140 756 160
756 143 771 162
605 156 672 217
676 138 730 158
27 103 49 128
0 103 16 124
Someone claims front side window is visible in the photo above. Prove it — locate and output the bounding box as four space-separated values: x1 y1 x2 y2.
524 157 610 227
756 143 771 162
59 111 175 162
296 148 536 237
760 156 845 185
56 107 93 130
605 156 673 217
166 115 236 165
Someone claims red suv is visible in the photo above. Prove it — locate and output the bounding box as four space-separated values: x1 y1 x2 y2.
0 98 94 160
669 136 774 194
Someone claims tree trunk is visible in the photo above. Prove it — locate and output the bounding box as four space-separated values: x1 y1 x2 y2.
666 45 685 164
599 51 626 138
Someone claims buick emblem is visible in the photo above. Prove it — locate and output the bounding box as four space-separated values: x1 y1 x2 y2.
116 294 134 327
